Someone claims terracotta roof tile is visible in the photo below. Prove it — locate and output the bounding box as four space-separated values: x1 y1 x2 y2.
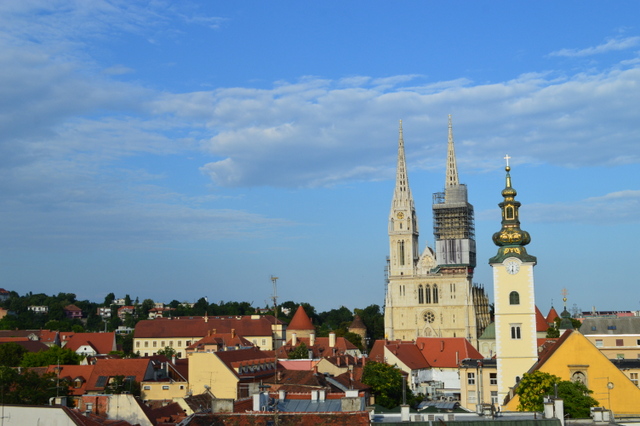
546 307 559 325
385 342 430 370
287 306 315 331
63 332 116 355
535 306 550 332
415 337 482 368
134 315 279 339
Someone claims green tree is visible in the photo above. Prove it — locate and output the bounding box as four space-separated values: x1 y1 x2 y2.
0 366 69 405
546 317 583 338
516 371 598 417
20 346 83 367
0 343 28 367
362 361 414 409
103 293 115 306
287 342 309 359
157 346 177 358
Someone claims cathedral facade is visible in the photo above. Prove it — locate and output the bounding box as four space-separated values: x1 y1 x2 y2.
384 117 491 344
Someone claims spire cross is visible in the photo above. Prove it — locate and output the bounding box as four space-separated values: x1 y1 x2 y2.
504 154 511 168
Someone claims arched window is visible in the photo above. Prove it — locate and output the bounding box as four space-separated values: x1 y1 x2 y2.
398 241 405 265
506 206 515 220
433 285 439 303
425 285 431 304
418 285 424 304
509 291 520 305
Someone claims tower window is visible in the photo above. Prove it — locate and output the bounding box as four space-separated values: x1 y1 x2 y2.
510 324 521 339
509 291 520 305
399 241 405 266
418 285 424 304
433 285 439 304
425 285 431 304
506 206 514 220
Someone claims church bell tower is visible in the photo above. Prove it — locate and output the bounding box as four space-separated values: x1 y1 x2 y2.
490 156 538 404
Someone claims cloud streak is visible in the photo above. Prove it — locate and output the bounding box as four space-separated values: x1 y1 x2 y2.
550 36 640 57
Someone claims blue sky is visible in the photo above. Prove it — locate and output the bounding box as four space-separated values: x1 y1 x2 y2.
1 1 640 314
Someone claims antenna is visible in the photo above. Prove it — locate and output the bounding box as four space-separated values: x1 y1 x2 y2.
270 275 279 317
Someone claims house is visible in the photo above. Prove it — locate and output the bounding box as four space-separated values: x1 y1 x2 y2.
459 358 499 409
28 305 49 314
0 288 10 302
0 308 9 320
186 329 253 354
118 305 136 320
415 337 483 400
0 329 60 347
61 331 117 357
140 355 189 401
96 306 111 319
64 304 83 319
134 314 285 358
188 346 276 399
580 316 640 359
46 364 95 396
369 339 431 392
148 306 174 319
503 329 640 416
277 332 360 359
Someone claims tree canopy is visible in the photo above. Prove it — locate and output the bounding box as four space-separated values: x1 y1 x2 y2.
516 371 598 418
361 361 417 409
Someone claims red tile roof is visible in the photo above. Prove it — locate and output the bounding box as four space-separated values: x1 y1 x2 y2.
62 332 116 355
134 315 279 339
535 306 550 332
215 347 276 379
187 331 253 352
384 342 431 370
276 336 358 359
287 306 315 331
46 364 95 396
84 358 154 392
415 337 482 368
546 307 559 325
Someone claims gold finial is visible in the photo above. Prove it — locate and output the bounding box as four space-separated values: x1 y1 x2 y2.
561 288 568 307
504 154 511 171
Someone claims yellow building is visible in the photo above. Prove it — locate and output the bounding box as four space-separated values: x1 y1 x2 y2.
504 330 640 417
489 160 539 404
188 347 276 399
133 314 284 358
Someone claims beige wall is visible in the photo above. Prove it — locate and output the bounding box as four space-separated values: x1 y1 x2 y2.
459 364 499 410
188 352 239 399
134 334 275 358
385 272 486 342
141 381 189 401
584 334 640 359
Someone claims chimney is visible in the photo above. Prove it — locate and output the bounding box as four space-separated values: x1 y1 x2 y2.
204 313 208 323
292 333 297 346
440 340 444 352
231 329 236 338
455 351 459 365
329 332 336 348
310 332 316 347
279 389 286 400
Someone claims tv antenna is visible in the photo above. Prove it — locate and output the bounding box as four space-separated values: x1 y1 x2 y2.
270 275 279 318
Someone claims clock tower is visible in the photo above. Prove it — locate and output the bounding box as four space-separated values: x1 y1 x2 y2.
388 120 420 278
489 157 538 404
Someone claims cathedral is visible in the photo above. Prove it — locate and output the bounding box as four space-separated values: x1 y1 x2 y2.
384 117 491 344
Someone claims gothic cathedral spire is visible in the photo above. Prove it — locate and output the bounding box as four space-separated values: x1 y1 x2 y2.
445 114 459 189
388 120 419 277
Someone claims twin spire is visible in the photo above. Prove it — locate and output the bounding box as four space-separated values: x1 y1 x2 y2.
392 120 414 207
445 114 459 188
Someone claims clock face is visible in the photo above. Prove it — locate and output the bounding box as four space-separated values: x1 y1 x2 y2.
397 212 405 219
504 258 521 275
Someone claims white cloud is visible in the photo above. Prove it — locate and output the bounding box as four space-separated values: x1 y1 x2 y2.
550 36 640 57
